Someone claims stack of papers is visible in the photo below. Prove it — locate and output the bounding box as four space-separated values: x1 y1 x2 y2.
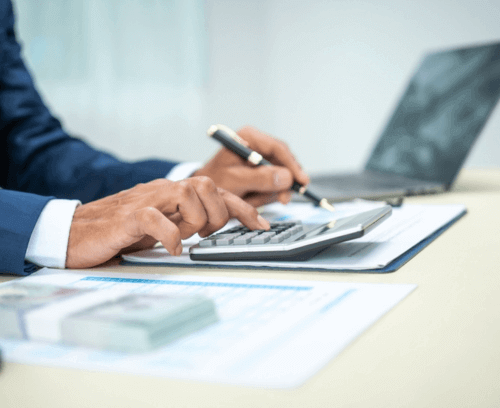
123 201 467 272
0 269 415 388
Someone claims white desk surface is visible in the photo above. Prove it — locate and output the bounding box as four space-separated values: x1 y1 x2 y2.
1 168 499 408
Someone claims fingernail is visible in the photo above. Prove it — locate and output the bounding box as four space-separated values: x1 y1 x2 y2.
175 243 183 256
274 169 291 188
257 215 270 230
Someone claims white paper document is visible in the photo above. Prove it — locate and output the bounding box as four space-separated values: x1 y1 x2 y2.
123 202 467 271
0 269 416 388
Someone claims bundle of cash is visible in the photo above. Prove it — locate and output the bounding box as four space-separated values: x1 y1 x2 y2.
0 282 218 352
0 282 89 339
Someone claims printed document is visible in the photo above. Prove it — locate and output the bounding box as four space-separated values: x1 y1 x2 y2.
0 268 415 388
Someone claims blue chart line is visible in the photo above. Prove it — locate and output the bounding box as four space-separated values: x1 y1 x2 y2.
320 289 356 313
81 277 313 291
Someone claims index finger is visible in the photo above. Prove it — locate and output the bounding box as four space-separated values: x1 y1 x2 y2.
217 188 270 232
237 126 310 186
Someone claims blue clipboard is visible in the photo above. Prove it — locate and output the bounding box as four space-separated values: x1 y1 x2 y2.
122 208 466 273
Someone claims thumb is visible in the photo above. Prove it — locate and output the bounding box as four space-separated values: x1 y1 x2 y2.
226 165 294 196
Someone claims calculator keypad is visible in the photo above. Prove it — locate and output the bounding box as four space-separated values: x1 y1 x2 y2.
199 222 303 247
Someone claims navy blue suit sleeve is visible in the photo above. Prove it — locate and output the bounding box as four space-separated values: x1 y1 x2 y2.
0 0 178 202
0 0 182 275
0 190 52 275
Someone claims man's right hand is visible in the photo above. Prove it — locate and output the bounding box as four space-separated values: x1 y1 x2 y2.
66 177 270 269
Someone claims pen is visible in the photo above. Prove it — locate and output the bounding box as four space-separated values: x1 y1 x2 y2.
207 124 335 212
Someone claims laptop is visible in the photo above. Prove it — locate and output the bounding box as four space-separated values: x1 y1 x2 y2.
306 41 500 202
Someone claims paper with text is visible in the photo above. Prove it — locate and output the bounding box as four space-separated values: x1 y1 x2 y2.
0 269 415 388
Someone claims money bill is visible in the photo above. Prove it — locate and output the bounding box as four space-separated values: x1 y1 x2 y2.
0 282 217 352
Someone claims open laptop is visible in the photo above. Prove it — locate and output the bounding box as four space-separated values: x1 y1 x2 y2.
306 41 500 202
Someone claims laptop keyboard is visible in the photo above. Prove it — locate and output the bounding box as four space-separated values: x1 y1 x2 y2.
311 174 406 190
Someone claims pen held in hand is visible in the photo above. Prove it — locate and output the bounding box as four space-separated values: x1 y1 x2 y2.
207 124 335 212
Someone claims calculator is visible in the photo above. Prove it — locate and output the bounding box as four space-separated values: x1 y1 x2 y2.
189 205 392 262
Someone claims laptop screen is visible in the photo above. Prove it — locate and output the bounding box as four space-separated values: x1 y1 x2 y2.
365 42 500 185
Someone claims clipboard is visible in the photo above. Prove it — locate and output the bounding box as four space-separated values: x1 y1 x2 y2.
122 207 466 273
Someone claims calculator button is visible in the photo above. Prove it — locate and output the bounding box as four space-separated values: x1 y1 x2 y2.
251 231 276 244
279 231 292 239
199 234 230 247
272 226 288 233
199 239 215 247
270 233 286 243
270 223 287 228
233 231 259 245
288 225 303 235
213 232 244 246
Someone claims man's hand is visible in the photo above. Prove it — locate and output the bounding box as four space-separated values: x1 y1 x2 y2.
193 126 309 207
66 177 269 269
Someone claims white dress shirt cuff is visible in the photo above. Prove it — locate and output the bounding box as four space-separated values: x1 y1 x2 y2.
25 199 81 269
24 162 201 269
166 162 202 181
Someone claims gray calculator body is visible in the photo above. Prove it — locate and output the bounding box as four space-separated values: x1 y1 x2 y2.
189 205 392 262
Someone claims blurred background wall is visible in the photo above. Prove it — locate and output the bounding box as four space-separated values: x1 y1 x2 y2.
13 0 500 174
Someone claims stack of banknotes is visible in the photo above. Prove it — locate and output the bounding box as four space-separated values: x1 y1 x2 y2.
0 281 218 352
